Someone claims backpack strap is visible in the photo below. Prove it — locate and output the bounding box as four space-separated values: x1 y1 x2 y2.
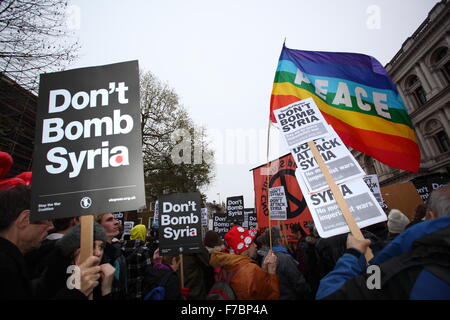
378 243 450 286
424 265 450 285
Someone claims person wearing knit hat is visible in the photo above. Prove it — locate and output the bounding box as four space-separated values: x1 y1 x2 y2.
130 224 147 241
40 222 116 299
122 223 153 299
0 184 106 300
209 225 280 300
387 209 410 241
56 222 107 262
204 230 225 253
224 226 258 255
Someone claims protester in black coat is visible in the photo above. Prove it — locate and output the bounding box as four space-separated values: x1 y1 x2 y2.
38 223 115 300
0 185 99 300
25 216 79 280
0 237 33 299
182 246 215 299
143 254 182 300
315 229 382 278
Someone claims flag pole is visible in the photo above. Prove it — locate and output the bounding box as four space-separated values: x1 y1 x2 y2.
266 118 273 250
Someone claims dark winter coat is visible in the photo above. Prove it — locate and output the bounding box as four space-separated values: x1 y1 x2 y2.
182 246 215 300
0 237 32 299
24 238 58 280
104 242 128 298
0 237 85 300
38 246 108 300
259 245 311 300
316 217 450 300
143 263 182 300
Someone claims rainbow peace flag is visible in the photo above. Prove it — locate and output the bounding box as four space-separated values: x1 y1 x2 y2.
270 45 420 173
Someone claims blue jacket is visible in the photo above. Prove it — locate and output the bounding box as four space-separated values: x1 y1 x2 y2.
316 217 450 300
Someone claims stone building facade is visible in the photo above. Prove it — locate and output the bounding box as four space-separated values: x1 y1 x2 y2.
354 0 450 189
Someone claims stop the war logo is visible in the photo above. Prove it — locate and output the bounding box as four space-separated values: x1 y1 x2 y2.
30 61 146 222
158 193 202 255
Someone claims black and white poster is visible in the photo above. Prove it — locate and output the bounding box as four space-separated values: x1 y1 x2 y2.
113 212 124 226
213 212 230 238
269 186 287 220
226 196 244 225
296 171 387 238
123 221 134 236
273 97 332 148
201 208 208 227
243 208 257 230
30 61 146 222
411 173 450 202
292 126 365 193
158 192 202 255
363 175 387 209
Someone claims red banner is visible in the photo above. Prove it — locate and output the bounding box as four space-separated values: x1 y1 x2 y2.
251 153 312 240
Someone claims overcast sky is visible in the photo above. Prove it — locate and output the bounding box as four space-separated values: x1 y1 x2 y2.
66 0 439 207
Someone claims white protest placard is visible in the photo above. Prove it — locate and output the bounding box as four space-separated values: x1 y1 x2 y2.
296 171 387 238
153 200 159 223
363 175 387 209
123 221 134 236
208 218 213 231
201 208 208 227
292 126 366 193
269 186 288 220
273 97 332 148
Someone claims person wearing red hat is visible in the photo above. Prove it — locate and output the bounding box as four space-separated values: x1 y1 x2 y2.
209 225 280 300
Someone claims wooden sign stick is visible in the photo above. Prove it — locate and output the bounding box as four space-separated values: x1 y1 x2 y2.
80 215 94 300
179 254 184 289
307 141 374 262
281 220 289 247
266 118 273 250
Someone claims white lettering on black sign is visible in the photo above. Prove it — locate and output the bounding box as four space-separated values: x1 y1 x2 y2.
30 61 146 222
158 193 202 255
43 83 132 178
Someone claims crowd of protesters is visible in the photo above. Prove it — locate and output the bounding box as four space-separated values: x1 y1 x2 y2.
0 157 449 300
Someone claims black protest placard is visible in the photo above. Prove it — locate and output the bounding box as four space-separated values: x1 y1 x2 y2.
411 173 450 202
226 196 244 225
113 212 124 226
30 61 146 222
158 193 202 255
244 208 257 230
213 212 230 238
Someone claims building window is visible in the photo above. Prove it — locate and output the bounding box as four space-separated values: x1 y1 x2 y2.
435 131 450 153
414 86 427 105
444 61 450 83
405 75 427 108
431 46 449 85
407 75 418 87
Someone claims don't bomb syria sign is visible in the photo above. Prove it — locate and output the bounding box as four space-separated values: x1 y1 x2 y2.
30 61 146 221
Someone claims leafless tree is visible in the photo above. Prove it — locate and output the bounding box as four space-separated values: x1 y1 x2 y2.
0 0 79 91
140 70 215 199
